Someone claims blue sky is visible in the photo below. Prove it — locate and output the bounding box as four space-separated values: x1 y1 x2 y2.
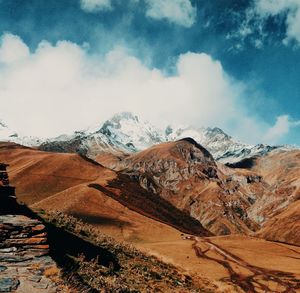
0 0 299 145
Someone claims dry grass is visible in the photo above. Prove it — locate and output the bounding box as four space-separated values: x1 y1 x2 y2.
42 211 217 293
44 266 60 278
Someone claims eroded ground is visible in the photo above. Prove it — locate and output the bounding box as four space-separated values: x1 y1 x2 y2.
138 235 300 292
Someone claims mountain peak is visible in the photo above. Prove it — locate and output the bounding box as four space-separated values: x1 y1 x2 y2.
98 112 163 151
178 137 214 159
206 127 231 139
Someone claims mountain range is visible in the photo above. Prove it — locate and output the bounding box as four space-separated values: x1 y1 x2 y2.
1 113 300 291
1 112 295 165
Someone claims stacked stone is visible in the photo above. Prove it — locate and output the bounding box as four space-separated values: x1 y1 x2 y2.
0 163 68 292
0 215 63 292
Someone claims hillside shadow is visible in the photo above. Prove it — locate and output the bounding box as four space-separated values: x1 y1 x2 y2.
71 211 132 227
0 162 120 271
89 173 213 237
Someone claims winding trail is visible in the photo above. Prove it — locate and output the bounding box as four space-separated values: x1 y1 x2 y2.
190 236 300 293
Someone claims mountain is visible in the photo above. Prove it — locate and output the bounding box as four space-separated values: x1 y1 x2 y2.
165 125 243 159
101 137 300 242
39 112 166 158
1 142 300 292
110 138 265 235
99 112 164 151
165 124 294 164
40 130 131 157
39 112 296 165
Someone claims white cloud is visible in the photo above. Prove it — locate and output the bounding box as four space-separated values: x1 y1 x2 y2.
264 115 300 143
0 33 294 145
80 0 112 12
233 0 300 47
145 0 196 27
0 34 30 64
255 0 300 44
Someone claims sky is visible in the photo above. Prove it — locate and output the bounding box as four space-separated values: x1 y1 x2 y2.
0 0 299 145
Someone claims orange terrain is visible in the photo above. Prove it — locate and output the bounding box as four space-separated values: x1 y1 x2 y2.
0 142 299 292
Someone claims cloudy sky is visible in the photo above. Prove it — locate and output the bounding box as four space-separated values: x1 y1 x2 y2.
0 0 299 145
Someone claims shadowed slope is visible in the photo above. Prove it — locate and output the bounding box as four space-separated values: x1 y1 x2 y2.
0 142 209 242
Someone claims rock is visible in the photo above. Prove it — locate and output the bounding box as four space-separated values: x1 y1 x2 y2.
0 266 7 272
0 278 20 292
32 282 49 289
0 247 17 253
28 275 42 283
0 163 71 292
0 215 67 292
0 255 32 262
32 224 46 232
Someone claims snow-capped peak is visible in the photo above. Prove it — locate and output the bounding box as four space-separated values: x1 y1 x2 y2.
98 112 164 151
86 112 298 163
4 112 297 165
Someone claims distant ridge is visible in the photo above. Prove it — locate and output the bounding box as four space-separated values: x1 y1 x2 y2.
1 112 297 164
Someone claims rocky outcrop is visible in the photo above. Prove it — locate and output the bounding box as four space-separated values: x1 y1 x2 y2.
0 215 67 292
0 162 69 292
116 140 300 243
122 138 219 195
112 139 263 235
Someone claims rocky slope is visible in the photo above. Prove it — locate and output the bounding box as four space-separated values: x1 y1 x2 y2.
2 135 297 242
103 137 300 244
242 149 300 245
109 138 267 235
255 200 300 246
0 156 216 293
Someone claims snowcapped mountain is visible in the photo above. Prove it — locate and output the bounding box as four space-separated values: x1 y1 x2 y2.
98 112 164 151
164 124 293 164
2 113 297 164
39 112 164 157
165 125 246 160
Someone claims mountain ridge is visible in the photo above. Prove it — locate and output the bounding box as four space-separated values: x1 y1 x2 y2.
1 112 298 164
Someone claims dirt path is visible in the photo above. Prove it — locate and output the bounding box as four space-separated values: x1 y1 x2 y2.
191 236 300 292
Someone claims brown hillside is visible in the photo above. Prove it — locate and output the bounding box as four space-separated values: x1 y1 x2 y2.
107 139 268 235
0 142 209 241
